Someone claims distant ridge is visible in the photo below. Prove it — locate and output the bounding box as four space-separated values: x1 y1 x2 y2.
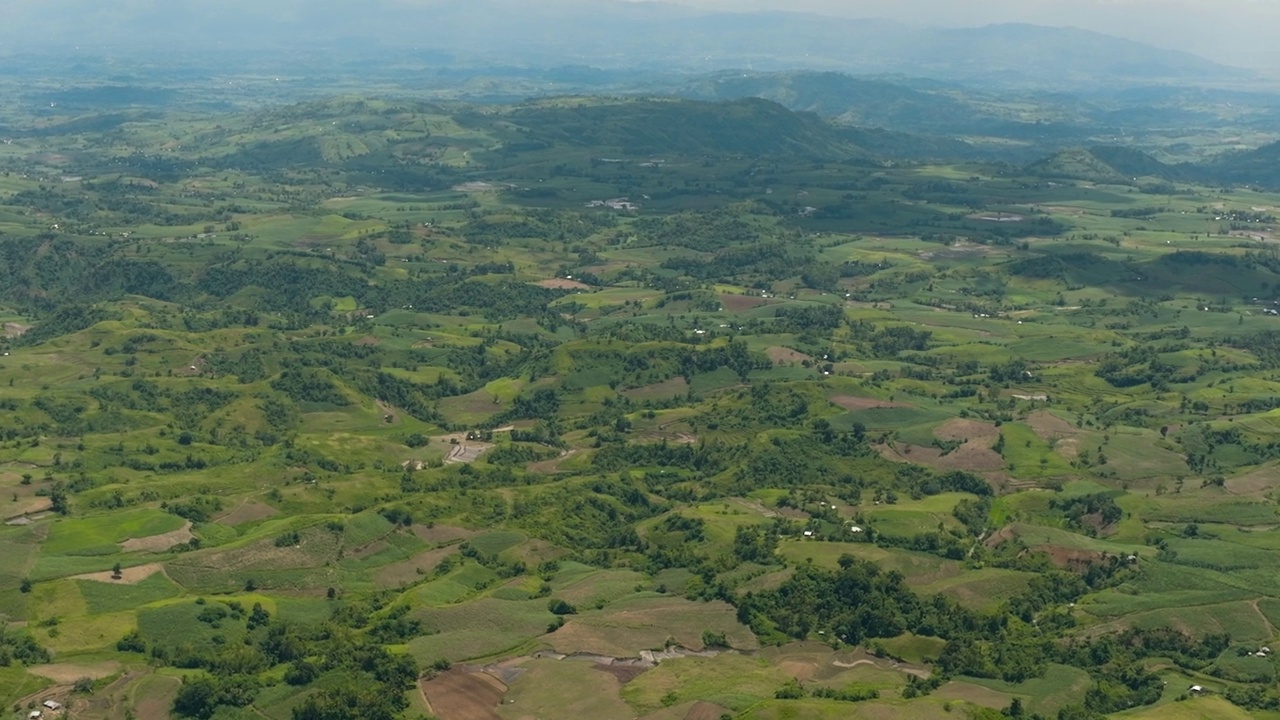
0 0 1252 89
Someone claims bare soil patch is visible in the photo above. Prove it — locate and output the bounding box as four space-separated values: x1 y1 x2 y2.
536 278 592 290
421 669 506 720
1041 545 1107 570
934 418 999 443
1025 410 1078 440
767 346 813 365
778 659 819 681
73 563 166 585
215 500 279 526
720 294 766 311
829 395 909 411
413 524 477 544
622 376 689 401
446 440 493 464
355 335 381 346
1229 462 1280 496
375 546 456 588
3 322 31 338
30 661 119 683
121 521 194 552
527 449 579 474
593 662 648 684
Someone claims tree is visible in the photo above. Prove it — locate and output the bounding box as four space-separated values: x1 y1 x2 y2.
548 599 577 615
112 563 123 579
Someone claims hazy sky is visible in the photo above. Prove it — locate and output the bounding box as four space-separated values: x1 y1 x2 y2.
635 0 1280 68
2 0 1277 69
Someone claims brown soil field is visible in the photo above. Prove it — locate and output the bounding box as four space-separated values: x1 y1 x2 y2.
215 499 279 526
934 418 999 442
121 522 194 552
73 563 167 585
30 661 120 683
829 395 910 411
1025 410 1083 459
1040 545 1107 570
622 377 689 401
375 546 456 588
1228 462 1280 496
719 294 766 311
766 346 813 365
422 669 506 720
355 335 381 346
593 662 648 684
527 449 579 474
413 524 477 544
878 420 1005 474
536 278 591 290
3 322 31 338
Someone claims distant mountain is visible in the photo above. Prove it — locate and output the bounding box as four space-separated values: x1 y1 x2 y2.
0 0 1253 90
1203 141 1280 188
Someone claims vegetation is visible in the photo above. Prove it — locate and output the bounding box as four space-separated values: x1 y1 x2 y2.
0 66 1279 720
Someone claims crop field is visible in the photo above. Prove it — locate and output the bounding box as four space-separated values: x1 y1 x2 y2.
0 68 1278 720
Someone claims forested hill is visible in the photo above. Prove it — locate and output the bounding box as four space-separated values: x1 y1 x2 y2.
505 98 874 159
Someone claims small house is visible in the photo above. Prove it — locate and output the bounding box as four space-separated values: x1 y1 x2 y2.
1190 685 1203 693
42 700 61 710
28 711 42 720
802 530 814 538
849 526 863 533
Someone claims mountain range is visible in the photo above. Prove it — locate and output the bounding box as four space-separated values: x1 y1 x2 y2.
0 0 1256 89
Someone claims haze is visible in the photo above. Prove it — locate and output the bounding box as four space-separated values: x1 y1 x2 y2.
651 0 1280 68
2 0 1277 70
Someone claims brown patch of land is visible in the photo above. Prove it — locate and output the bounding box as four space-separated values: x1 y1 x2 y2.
3 322 31 338
593 662 648 684
30 661 119 683
421 669 506 720
1229 462 1280 496
446 440 493 464
878 419 1004 475
536 278 591 290
719 294 766 311
413 524 477 544
1025 410 1083 459
622 377 689 401
73 563 166 585
121 522 194 552
778 659 819 681
355 335 381 346
375 546 456 588
527 449 579 474
766 346 813 365
829 395 909 411
1041 545 1107 570
215 499 279 526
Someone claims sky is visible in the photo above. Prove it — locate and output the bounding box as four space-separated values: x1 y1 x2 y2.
634 0 1280 68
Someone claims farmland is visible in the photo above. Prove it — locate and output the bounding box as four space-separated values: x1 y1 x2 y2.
0 72 1278 720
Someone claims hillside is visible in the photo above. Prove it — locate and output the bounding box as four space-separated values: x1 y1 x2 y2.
504 98 873 159
2 93 1280 720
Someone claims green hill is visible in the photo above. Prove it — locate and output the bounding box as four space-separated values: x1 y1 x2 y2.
505 97 871 159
